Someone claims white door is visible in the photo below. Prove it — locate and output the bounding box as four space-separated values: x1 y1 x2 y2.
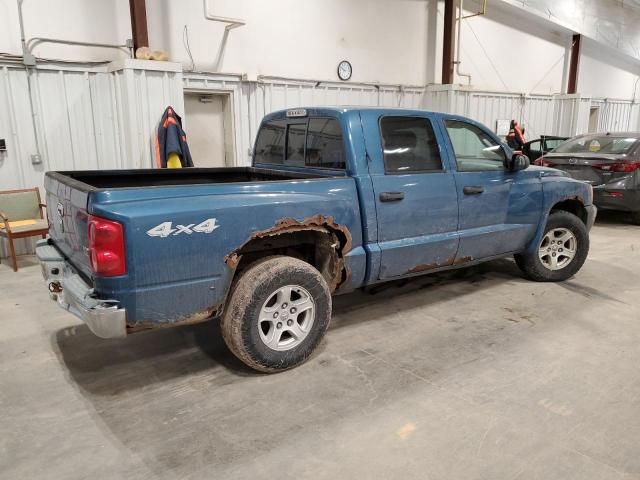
588 107 600 133
183 94 228 167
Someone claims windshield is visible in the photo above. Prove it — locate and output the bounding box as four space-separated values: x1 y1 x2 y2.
553 135 639 155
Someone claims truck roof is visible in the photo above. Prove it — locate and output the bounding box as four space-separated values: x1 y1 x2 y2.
263 106 452 120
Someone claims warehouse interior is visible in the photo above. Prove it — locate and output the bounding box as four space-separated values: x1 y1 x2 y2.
1 1 640 479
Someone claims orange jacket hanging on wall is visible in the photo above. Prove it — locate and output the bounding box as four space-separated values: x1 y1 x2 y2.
155 106 194 168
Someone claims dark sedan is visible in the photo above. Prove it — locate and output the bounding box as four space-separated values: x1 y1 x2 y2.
535 132 640 224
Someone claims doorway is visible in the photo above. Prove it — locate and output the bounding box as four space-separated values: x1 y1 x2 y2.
588 107 600 133
183 92 235 167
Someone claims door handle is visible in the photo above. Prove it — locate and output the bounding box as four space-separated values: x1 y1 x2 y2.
379 191 405 202
463 186 484 195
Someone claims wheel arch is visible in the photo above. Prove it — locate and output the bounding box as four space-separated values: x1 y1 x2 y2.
524 197 588 254
550 198 588 225
224 215 353 293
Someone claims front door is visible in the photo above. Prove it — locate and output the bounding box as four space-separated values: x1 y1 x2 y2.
361 111 459 279
442 119 543 262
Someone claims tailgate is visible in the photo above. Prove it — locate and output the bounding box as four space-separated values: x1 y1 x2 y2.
44 173 93 281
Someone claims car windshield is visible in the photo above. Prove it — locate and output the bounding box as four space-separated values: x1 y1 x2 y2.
553 135 639 155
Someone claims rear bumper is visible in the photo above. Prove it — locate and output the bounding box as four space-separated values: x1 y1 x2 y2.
593 187 640 213
36 240 126 339
585 204 597 231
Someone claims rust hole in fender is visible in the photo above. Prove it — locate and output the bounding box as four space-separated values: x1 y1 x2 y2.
225 214 353 292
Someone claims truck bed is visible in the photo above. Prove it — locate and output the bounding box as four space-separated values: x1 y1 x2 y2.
48 167 336 190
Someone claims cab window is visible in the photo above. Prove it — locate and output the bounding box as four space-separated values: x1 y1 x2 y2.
444 120 506 171
254 118 346 170
254 120 286 165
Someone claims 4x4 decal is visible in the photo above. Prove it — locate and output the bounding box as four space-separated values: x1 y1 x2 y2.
146 218 220 238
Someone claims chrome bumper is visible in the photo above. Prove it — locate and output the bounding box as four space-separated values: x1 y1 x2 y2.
36 240 126 339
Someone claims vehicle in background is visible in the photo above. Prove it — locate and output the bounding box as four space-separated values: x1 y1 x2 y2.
535 132 640 224
523 135 569 163
37 107 596 373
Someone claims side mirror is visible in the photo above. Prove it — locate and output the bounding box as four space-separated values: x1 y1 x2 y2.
507 153 530 171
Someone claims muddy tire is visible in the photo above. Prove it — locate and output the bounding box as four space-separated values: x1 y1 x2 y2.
221 256 332 373
515 211 589 282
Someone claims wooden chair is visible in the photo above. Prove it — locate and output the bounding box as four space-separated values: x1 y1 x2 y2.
0 188 49 272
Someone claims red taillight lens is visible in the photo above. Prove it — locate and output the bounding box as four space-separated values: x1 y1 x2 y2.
593 161 640 173
534 157 554 167
87 215 126 276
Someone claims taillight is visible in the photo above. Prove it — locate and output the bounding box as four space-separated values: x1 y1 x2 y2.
535 157 554 167
593 161 640 173
87 215 126 276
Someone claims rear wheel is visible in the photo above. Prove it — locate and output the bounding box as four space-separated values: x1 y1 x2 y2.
515 211 589 282
221 256 332 373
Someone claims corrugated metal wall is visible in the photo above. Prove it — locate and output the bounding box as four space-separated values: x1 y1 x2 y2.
551 94 592 137
423 86 555 140
0 60 184 257
2 60 638 259
592 99 640 133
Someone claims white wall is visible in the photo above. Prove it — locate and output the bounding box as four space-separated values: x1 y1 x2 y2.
1 0 638 98
454 1 569 94
579 39 640 100
0 0 131 61
146 0 429 85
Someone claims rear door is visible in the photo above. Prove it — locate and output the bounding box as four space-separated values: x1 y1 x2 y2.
542 137 567 153
441 118 543 262
524 139 543 162
361 111 459 279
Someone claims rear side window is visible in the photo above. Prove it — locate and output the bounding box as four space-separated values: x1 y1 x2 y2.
380 116 442 173
286 123 306 166
254 120 286 165
254 118 346 169
306 118 346 169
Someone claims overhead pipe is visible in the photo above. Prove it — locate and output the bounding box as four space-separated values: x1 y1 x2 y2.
462 0 486 20
203 0 246 71
26 37 133 58
454 0 472 85
17 0 42 163
17 0 134 164
18 0 133 62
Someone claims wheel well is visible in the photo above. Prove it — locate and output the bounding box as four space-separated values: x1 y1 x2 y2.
550 199 587 224
229 230 347 292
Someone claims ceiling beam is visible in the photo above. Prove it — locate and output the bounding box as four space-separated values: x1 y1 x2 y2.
441 0 456 84
567 34 582 94
129 0 149 51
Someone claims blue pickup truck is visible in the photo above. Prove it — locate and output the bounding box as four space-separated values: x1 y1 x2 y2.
37 107 596 372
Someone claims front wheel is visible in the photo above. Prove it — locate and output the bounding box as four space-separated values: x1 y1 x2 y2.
515 211 589 282
221 256 332 373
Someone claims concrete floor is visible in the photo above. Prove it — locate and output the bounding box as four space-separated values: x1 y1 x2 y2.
1 211 639 480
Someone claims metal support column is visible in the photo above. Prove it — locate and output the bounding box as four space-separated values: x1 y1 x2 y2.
129 0 149 51
567 34 581 94
442 0 456 84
